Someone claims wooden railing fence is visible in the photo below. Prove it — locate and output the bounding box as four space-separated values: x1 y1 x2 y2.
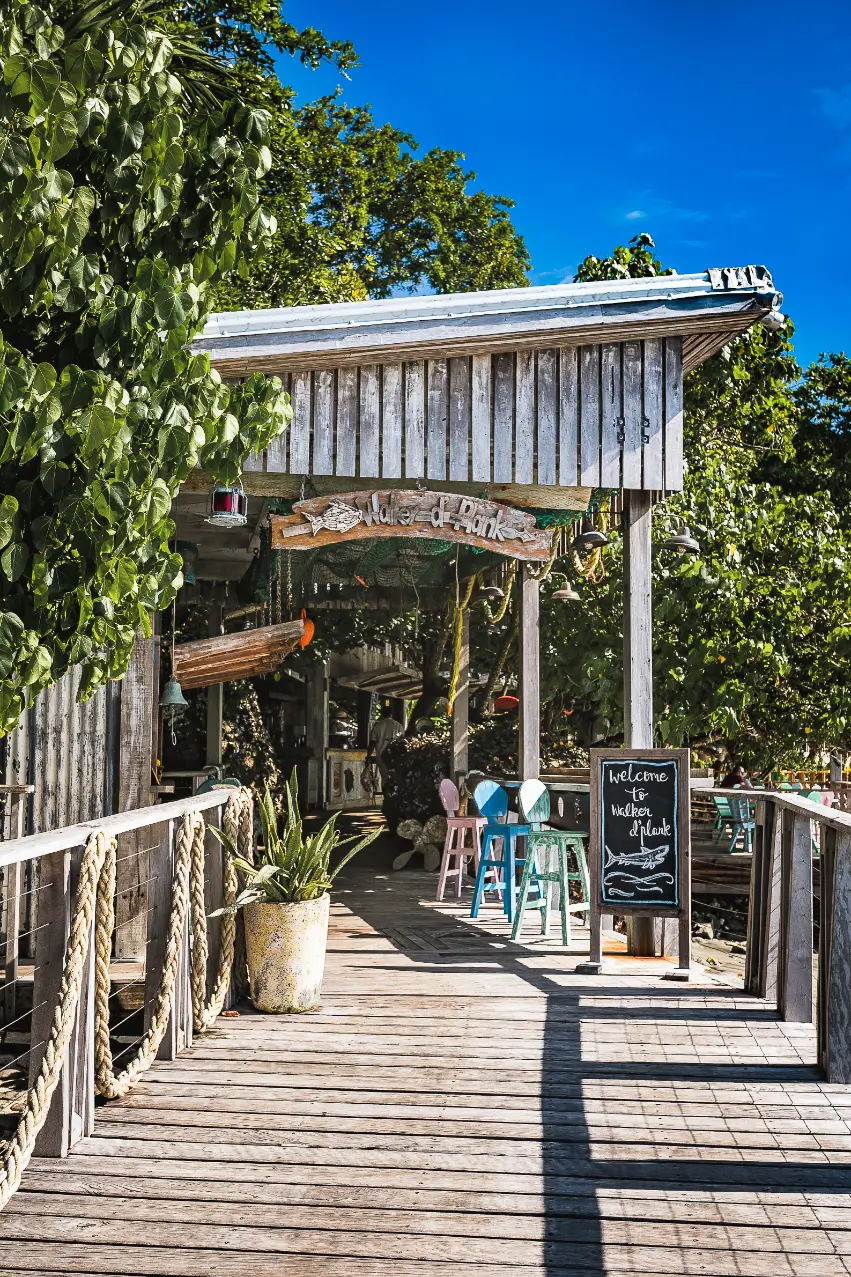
0 787 251 1206
694 786 851 1082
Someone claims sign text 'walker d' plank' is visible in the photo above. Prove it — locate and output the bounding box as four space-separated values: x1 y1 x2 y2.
270 490 553 561
580 748 692 976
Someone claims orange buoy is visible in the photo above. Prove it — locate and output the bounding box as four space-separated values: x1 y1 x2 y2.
299 608 315 649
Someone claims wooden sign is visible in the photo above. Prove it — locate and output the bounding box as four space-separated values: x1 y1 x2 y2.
172 619 304 690
582 748 691 976
270 490 553 561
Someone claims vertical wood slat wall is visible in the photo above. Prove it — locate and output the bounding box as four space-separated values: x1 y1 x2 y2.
3 670 110 836
246 338 684 492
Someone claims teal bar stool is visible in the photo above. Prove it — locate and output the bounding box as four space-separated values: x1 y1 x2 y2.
469 780 530 921
511 780 590 946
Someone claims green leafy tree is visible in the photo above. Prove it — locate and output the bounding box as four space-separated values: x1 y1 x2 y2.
539 234 851 770
0 0 291 735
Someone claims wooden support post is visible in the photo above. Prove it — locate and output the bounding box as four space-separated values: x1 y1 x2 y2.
778 809 814 1023
819 829 851 1081
206 605 224 773
3 790 27 1025
356 691 374 749
115 630 155 961
31 846 95 1156
305 661 328 808
518 566 540 781
622 490 656 957
145 819 192 1059
451 610 470 787
745 799 782 1001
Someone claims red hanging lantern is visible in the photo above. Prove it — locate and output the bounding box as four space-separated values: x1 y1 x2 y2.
205 480 248 528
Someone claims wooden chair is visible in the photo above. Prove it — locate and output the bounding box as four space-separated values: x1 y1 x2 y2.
510 780 590 946
470 780 530 921
711 793 735 843
726 794 756 853
435 779 486 901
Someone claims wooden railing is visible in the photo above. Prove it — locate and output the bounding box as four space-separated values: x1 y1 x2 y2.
695 786 851 1082
0 788 249 1182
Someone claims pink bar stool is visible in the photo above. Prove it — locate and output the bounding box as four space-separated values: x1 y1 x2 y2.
436 779 486 900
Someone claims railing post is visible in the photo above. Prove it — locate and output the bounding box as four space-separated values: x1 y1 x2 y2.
745 799 782 1001
31 846 96 1156
818 827 851 1081
144 819 192 1059
778 809 814 1023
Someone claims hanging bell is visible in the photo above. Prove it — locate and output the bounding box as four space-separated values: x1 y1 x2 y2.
662 525 700 554
552 574 581 602
159 674 188 712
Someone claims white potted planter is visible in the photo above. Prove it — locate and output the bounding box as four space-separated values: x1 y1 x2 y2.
243 895 330 1012
221 769 380 1014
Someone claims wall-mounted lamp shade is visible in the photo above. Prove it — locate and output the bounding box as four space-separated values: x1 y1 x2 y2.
160 674 188 712
205 482 248 528
553 582 581 601
662 526 700 554
573 529 609 551
479 584 505 600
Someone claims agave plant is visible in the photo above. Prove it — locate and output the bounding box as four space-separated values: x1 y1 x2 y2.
216 768 381 908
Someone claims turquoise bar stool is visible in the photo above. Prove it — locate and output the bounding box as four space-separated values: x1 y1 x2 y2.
511 780 590 946
469 780 530 921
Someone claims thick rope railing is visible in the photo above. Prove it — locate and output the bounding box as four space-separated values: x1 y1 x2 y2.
0 788 251 1206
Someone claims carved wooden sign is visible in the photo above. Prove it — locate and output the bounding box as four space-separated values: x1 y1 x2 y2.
270 490 552 561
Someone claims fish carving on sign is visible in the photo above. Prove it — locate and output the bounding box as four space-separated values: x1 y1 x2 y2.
269 490 554 561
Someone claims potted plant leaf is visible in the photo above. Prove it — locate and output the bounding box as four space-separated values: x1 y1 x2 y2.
216 768 381 1012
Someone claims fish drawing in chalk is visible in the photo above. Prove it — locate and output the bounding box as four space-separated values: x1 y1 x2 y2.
604 844 668 871
302 500 364 537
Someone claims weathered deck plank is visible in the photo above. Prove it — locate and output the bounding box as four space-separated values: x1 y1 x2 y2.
4 856 847 1276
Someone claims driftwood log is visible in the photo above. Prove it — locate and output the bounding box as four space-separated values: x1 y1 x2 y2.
172 620 305 690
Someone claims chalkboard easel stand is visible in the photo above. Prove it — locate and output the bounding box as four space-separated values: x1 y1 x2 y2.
577 748 692 978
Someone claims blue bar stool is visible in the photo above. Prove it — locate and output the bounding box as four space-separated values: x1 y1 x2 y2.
510 780 590 946
469 780 530 922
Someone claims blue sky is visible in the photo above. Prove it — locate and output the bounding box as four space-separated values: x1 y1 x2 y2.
279 0 849 368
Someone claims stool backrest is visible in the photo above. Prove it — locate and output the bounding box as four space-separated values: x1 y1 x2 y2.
439 778 460 816
518 779 550 825
472 780 508 823
728 795 754 822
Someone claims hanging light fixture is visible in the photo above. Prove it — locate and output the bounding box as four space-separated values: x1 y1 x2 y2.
661 526 700 554
551 574 581 602
479 582 504 601
205 480 248 528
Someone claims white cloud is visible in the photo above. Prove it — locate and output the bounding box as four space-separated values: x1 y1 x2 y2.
625 209 645 220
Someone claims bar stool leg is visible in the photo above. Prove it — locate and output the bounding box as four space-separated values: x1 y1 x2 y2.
504 833 517 919
455 826 467 898
511 842 536 941
558 844 570 947
470 830 494 918
436 825 456 902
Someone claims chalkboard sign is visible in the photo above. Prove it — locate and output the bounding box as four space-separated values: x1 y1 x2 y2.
580 748 692 975
600 757 680 908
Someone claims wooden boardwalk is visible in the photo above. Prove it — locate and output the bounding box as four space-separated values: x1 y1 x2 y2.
2 852 849 1277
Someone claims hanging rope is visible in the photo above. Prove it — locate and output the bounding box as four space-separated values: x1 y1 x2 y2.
0 789 252 1207
526 532 561 583
447 575 477 712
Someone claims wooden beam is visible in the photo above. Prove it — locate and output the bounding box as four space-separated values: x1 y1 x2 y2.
622 490 655 957
205 605 224 771
31 847 95 1156
115 631 155 963
518 568 540 782
450 610 470 786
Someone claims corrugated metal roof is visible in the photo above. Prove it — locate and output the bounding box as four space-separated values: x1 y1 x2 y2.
193 265 782 376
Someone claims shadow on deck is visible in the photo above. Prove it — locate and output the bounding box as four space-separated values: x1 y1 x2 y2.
1 814 849 1276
